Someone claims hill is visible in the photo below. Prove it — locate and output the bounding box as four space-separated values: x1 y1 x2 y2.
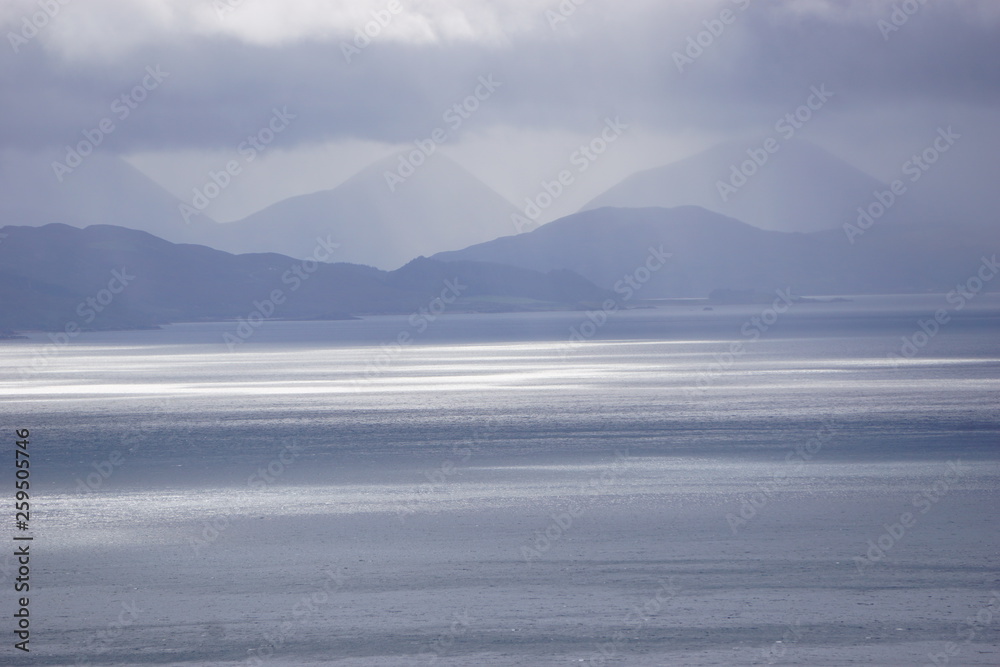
434 206 999 297
0 224 606 332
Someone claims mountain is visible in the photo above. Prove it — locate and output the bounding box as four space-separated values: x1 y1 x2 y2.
0 224 607 332
0 149 220 245
0 149 521 270
582 139 911 234
433 206 1000 298
204 153 522 269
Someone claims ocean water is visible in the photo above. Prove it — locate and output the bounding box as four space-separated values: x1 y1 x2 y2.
2 296 998 665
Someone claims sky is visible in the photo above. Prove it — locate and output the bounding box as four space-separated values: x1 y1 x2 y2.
1 0 998 224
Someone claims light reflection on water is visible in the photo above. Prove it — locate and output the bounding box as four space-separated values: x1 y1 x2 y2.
3 304 996 664
38 456 1000 550
0 308 996 479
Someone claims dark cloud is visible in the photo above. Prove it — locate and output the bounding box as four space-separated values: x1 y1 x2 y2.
0 1 997 153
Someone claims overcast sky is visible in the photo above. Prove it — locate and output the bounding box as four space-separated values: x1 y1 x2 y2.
2 0 998 223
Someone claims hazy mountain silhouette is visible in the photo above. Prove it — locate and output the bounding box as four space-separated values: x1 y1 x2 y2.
0 149 219 245
206 153 521 269
1 149 520 270
434 206 999 297
582 139 903 233
0 224 606 332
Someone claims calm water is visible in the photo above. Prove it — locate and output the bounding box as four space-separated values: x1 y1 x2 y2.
4 295 998 482
2 296 998 665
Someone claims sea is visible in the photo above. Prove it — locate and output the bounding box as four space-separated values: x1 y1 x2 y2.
1 294 998 665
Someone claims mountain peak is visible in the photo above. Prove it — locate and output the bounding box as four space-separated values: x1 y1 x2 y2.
582 138 888 234
203 151 520 269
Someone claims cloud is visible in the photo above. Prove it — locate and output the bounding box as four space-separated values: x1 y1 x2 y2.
0 0 997 160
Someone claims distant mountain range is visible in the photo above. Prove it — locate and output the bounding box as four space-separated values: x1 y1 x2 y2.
4 136 993 271
0 149 218 245
0 224 605 332
584 139 912 233
435 206 999 298
4 202 994 334
1 137 995 332
201 153 521 269
0 149 521 271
